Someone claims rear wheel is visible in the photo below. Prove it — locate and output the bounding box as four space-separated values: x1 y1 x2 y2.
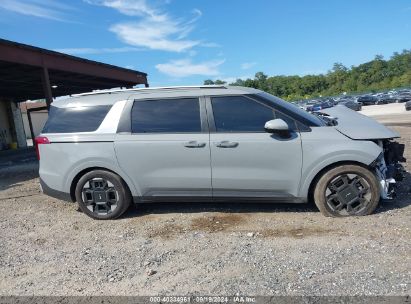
75 170 131 220
313 164 380 217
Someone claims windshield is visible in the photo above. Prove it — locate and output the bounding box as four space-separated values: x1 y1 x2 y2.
257 92 326 126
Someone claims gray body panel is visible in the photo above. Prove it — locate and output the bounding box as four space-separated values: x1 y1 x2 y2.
114 133 212 198
321 105 400 139
297 127 382 199
210 132 302 197
39 135 138 198
38 86 390 204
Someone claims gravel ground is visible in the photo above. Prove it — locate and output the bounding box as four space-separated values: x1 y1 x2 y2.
0 117 410 296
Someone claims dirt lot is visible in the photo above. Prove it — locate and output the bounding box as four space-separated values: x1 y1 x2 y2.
359 102 408 117
0 115 410 296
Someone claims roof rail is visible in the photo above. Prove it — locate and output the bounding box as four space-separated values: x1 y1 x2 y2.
71 85 227 97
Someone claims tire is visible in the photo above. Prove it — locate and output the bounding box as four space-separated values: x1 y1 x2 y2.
313 164 380 217
75 170 131 220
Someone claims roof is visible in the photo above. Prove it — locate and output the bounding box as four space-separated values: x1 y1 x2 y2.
71 85 228 96
52 86 262 108
0 38 148 101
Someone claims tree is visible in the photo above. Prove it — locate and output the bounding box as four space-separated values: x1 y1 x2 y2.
203 79 226 85
229 79 245 86
214 79 227 85
204 49 411 100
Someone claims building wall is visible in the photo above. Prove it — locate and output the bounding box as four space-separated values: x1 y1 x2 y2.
10 102 27 148
0 101 12 149
0 100 27 150
22 112 48 139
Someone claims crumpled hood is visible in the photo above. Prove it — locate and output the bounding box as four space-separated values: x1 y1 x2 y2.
320 105 400 140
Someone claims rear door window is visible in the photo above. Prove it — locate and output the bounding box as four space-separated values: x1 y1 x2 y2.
131 98 201 133
42 105 112 133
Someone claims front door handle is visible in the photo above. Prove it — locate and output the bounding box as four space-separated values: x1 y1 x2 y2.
183 141 206 148
215 141 239 148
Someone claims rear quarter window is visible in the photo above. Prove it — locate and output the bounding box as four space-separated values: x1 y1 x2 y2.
42 105 112 133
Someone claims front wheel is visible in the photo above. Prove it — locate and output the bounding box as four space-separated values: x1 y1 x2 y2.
313 164 380 217
75 170 131 220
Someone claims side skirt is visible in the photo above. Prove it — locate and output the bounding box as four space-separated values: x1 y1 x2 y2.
133 196 305 204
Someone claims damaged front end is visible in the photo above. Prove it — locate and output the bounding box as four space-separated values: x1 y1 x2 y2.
372 140 407 199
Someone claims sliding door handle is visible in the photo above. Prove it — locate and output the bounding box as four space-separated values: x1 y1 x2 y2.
215 141 239 148
183 141 206 148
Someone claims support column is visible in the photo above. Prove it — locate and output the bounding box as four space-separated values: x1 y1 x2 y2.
26 110 36 144
41 67 53 109
10 102 27 148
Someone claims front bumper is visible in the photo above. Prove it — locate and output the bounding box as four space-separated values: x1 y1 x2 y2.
40 178 72 202
373 141 407 200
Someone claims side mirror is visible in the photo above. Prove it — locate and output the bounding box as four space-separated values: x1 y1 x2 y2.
264 119 289 134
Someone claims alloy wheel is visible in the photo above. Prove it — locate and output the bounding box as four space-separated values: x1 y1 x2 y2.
325 173 372 216
81 178 119 215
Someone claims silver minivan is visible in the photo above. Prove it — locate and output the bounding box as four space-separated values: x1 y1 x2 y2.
37 86 406 219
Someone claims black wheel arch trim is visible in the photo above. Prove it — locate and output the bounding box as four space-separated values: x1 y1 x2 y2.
69 167 133 203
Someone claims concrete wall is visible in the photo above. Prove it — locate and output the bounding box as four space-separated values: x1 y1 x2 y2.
0 101 28 149
10 102 27 148
22 111 48 139
0 101 12 149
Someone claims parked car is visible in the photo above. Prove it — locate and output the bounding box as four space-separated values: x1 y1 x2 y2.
396 93 411 103
323 98 338 106
338 100 362 111
406 100 411 111
357 95 378 105
37 86 406 219
378 94 398 104
397 89 411 94
307 101 333 112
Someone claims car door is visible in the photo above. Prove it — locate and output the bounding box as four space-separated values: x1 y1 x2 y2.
114 96 212 201
207 95 303 199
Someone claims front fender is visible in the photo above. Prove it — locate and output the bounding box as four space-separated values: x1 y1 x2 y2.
298 128 382 199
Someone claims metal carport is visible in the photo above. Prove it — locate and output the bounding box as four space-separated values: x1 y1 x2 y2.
0 38 148 149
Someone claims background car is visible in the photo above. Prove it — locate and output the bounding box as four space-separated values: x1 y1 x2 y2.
338 100 362 111
405 100 411 111
357 95 379 105
377 93 398 104
396 92 411 103
308 101 333 112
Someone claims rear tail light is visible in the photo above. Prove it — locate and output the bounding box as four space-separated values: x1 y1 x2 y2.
34 136 50 160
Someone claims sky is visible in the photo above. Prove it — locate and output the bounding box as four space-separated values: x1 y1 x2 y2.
0 0 410 87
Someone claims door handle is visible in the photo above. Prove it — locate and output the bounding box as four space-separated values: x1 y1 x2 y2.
215 141 239 148
183 141 206 148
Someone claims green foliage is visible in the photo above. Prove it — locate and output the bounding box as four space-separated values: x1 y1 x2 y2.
204 50 411 100
203 79 226 85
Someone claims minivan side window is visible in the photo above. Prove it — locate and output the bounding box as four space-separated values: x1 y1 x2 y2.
131 98 201 133
211 96 273 132
42 105 112 133
211 96 297 132
211 96 296 132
